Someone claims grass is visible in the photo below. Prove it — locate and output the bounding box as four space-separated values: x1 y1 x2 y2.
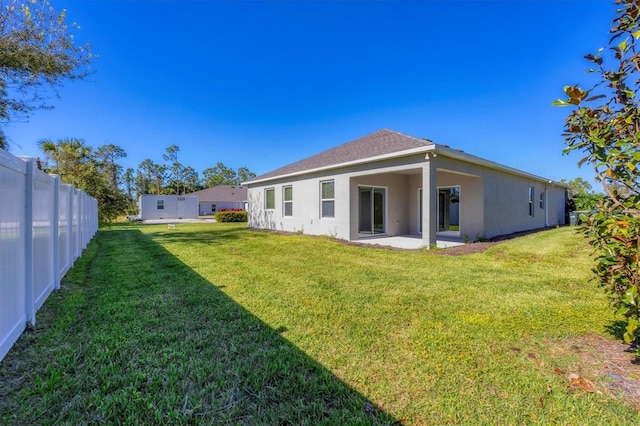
1 223 639 424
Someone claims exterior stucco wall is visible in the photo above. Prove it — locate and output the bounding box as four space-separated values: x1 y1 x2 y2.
482 170 565 238
546 186 567 227
198 201 244 216
139 195 198 220
247 154 425 240
408 175 421 235
247 152 566 242
432 156 566 239
247 174 350 239
349 173 411 239
436 170 484 240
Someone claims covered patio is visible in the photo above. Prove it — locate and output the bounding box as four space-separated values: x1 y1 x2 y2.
349 159 482 249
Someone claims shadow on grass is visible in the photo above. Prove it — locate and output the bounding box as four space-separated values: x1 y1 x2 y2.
605 320 628 341
0 227 397 425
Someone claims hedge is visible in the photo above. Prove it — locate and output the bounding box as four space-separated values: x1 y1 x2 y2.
215 210 248 222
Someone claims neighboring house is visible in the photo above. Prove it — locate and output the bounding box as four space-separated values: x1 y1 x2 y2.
245 129 567 247
138 195 198 220
188 185 248 216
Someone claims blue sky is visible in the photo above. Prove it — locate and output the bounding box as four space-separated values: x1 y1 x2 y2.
6 0 614 186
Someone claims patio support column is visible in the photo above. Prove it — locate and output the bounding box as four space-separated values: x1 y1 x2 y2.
422 157 437 248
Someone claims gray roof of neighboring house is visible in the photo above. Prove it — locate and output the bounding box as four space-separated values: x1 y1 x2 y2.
246 129 434 183
188 185 247 202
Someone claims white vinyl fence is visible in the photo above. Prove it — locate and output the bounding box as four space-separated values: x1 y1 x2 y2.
0 150 98 362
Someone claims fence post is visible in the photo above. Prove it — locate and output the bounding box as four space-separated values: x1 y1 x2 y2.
52 175 61 290
81 192 87 249
22 157 36 326
69 187 76 262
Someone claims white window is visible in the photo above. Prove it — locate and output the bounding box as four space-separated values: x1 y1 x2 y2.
321 180 335 218
265 188 275 210
528 187 534 216
157 199 165 210
539 192 544 209
283 186 293 216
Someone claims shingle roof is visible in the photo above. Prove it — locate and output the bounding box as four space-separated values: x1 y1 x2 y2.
188 185 247 202
247 129 433 183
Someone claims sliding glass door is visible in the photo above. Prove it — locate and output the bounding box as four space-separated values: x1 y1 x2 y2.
359 186 386 234
418 186 460 234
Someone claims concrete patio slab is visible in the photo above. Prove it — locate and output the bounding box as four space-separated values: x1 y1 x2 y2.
354 235 465 250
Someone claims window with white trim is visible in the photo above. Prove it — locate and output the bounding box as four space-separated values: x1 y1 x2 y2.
157 199 165 210
539 192 544 209
528 187 534 216
321 180 335 218
283 186 293 217
265 188 275 210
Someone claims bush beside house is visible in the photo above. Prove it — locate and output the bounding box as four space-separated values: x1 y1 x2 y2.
215 209 247 222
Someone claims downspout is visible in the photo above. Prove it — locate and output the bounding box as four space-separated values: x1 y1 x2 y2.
545 180 553 227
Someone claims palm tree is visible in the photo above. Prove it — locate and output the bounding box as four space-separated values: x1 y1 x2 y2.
37 137 94 188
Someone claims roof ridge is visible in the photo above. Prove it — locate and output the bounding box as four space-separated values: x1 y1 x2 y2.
381 128 434 144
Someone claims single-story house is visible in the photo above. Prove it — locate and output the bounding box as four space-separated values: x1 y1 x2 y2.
138 194 198 220
188 185 248 216
245 129 567 247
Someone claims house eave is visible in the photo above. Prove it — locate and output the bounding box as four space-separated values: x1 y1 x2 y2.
427 145 567 187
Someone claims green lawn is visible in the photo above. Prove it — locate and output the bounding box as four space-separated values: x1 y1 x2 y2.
1 223 638 424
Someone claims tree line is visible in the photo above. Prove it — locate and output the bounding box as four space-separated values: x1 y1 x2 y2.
38 138 256 221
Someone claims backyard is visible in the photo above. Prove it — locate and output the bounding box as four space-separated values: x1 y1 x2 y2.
1 223 639 424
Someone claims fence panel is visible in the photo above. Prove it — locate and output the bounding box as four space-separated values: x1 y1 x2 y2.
58 183 72 278
72 189 80 263
32 167 56 311
0 151 27 362
0 153 98 363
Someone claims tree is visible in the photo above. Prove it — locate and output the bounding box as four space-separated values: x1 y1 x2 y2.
137 159 155 195
560 177 603 211
122 167 137 213
561 177 593 197
94 144 126 189
237 166 256 183
0 128 6 150
138 158 166 195
202 162 237 187
555 0 640 348
0 0 92 139
38 137 94 187
38 137 128 222
182 165 201 194
163 144 185 195
122 167 135 202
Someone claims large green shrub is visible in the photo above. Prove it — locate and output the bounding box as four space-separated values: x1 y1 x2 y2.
555 0 640 347
215 210 247 222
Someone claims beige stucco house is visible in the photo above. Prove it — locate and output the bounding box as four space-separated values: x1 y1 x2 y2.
245 129 567 247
